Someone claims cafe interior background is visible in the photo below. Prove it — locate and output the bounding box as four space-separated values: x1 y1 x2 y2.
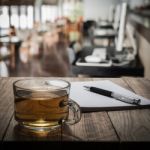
0 0 150 79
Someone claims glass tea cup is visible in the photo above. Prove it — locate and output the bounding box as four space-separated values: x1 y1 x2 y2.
13 79 81 132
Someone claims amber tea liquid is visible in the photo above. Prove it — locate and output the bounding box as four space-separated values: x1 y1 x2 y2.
14 90 69 130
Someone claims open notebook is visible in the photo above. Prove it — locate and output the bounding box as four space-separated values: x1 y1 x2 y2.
69 80 150 112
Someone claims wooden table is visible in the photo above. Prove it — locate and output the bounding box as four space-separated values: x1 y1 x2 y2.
0 77 150 148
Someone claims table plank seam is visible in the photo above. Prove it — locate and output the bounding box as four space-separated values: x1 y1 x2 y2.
2 113 14 141
107 78 131 142
107 112 121 142
122 78 136 93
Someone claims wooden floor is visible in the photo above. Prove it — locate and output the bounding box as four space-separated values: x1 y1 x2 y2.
9 56 73 77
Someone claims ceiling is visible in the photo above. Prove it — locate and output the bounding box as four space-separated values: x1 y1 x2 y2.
0 0 58 6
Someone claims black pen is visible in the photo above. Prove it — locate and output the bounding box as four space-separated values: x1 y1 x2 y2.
84 86 141 105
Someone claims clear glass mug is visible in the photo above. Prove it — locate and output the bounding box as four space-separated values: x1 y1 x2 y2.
13 79 81 132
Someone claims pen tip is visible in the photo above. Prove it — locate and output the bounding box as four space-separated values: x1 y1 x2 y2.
84 86 89 88
83 86 90 90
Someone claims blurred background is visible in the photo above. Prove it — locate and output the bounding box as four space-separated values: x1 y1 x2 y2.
0 0 150 79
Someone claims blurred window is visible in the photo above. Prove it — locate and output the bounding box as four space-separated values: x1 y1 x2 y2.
20 6 27 29
0 5 33 29
27 6 33 29
62 0 83 22
42 5 58 23
10 6 19 28
0 6 10 28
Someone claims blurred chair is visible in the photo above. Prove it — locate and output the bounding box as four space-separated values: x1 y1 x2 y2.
83 20 97 37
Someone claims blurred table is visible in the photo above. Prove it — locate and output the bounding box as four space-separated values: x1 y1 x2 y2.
0 77 150 148
72 46 144 77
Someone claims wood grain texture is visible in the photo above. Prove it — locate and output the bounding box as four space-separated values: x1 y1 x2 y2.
62 112 118 141
1 77 150 142
108 109 150 141
0 78 16 140
108 78 150 141
123 77 150 99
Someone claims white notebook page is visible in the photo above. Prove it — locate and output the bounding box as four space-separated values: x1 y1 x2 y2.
69 80 150 112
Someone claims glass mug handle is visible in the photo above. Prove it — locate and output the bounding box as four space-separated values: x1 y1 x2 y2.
61 99 82 125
